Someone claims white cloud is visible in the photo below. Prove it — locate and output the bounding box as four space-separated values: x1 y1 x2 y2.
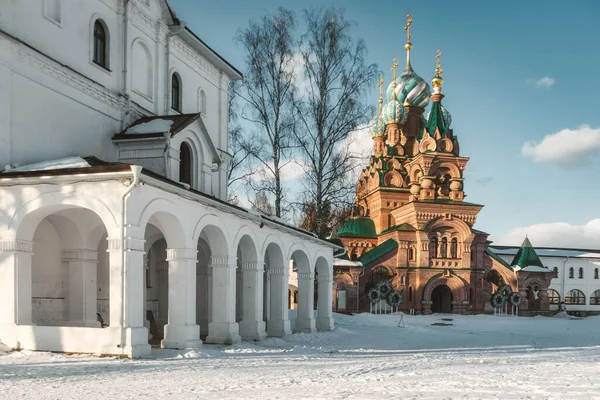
521 124 600 166
496 219 600 249
343 124 372 181
534 76 555 88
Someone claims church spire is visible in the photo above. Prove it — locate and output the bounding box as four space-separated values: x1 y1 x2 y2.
431 49 444 94
404 13 413 70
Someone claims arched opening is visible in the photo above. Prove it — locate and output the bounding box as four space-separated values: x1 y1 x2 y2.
565 289 585 305
579 267 584 279
429 237 438 258
590 290 600 305
569 267 574 278
431 285 452 313
179 142 192 185
171 73 182 112
287 284 298 310
440 238 448 258
93 20 108 69
263 242 290 337
484 269 506 290
408 247 415 261
291 249 314 333
366 265 392 291
315 256 333 331
450 238 458 258
595 268 599 279
408 286 413 302
235 234 265 341
548 289 560 305
131 40 153 99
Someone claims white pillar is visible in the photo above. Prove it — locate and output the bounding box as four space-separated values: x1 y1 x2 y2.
205 255 241 344
0 240 33 348
238 261 267 341
106 237 150 358
63 249 100 327
162 248 202 349
267 266 291 337
295 271 316 333
317 272 334 331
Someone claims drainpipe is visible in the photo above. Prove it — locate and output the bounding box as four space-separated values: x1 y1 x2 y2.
562 256 569 302
120 0 130 132
164 20 187 114
119 165 142 355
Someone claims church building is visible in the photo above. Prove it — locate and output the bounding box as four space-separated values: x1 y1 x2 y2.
0 0 337 358
333 15 555 316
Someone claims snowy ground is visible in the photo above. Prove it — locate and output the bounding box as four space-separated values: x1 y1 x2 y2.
1 313 600 399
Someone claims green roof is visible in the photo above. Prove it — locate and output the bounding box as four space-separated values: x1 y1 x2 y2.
380 223 417 235
424 101 450 140
358 239 398 266
338 217 377 238
511 237 544 269
485 247 513 271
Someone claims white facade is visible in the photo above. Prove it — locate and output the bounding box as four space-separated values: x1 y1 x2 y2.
491 247 600 314
0 0 338 358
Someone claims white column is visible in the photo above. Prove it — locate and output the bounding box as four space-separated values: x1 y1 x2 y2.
106 236 150 358
63 249 100 327
162 248 202 349
317 272 334 331
295 271 316 333
267 266 291 337
238 261 267 341
205 255 241 344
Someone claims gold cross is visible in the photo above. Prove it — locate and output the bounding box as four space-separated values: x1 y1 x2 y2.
435 49 443 77
378 75 384 106
405 13 413 43
391 58 398 81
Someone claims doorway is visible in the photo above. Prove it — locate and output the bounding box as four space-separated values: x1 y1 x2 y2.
431 285 452 313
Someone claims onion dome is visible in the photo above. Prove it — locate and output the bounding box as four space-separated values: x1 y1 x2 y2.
337 217 377 238
426 103 452 128
383 99 407 125
369 114 386 138
386 68 431 108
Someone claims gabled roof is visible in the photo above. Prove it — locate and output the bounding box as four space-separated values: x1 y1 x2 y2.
358 239 398 266
485 247 514 271
380 223 417 235
511 237 545 269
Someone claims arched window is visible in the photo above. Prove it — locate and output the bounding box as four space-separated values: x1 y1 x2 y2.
179 142 192 185
548 289 560 304
553 267 558 275
565 289 585 305
400 275 406 285
171 73 182 112
595 268 599 279
200 89 207 115
590 290 600 305
579 268 584 279
408 247 415 261
569 267 574 279
408 286 413 302
93 20 108 68
450 238 458 259
440 238 448 258
429 238 438 259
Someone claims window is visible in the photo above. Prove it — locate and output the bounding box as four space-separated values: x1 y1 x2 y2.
595 268 599 280
553 267 558 276
93 20 109 69
590 290 600 305
569 267 574 279
579 267 584 279
440 238 448 258
429 238 438 259
44 0 62 24
408 247 415 261
179 142 192 185
565 289 585 305
408 286 413 302
171 73 182 112
400 275 406 285
450 238 458 259
548 289 560 305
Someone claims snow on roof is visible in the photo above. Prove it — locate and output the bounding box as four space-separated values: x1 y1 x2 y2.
4 157 90 172
333 258 363 267
490 246 600 259
521 265 551 272
125 119 174 134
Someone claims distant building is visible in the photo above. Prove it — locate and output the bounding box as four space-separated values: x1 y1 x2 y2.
0 0 337 358
332 15 555 316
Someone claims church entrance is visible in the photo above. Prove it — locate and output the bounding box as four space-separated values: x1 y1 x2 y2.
431 285 452 313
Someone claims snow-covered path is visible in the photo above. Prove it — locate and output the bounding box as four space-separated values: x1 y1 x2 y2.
2 313 600 399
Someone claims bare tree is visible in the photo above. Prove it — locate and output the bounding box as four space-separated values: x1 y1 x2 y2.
299 200 352 239
251 191 274 216
235 8 297 218
293 8 378 238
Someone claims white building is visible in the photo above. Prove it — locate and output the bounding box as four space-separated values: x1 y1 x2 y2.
490 246 600 315
0 0 337 358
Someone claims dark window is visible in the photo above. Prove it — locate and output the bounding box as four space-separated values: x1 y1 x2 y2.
408 247 415 261
293 290 298 304
565 289 585 305
440 238 448 258
450 238 458 258
548 289 560 304
595 268 599 279
408 286 413 302
179 142 192 185
569 267 574 279
171 73 181 112
590 290 600 305
553 267 558 275
429 238 438 259
93 20 108 68
579 268 584 279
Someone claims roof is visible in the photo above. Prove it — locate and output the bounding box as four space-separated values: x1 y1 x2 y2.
358 239 398 266
1 156 131 177
338 218 377 238
333 259 364 268
484 247 514 271
489 246 600 259
380 223 417 235
418 198 484 207
423 101 450 140
510 237 545 269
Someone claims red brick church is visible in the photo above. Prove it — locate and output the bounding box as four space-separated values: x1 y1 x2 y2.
333 15 555 315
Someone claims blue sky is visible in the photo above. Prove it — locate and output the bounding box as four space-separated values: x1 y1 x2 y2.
169 0 600 248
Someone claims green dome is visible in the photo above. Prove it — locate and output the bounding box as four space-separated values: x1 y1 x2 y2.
369 114 386 138
383 99 407 125
338 217 377 238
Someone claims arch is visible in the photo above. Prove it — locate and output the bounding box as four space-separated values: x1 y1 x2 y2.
425 217 472 241
548 289 560 304
422 273 468 303
486 267 517 291
179 142 192 185
232 224 260 257
261 234 285 263
408 246 415 261
383 170 404 187
92 18 109 69
450 238 458 258
8 191 117 242
131 39 153 99
429 237 438 258
171 72 182 112
440 238 448 258
569 267 574 278
135 198 189 249
428 162 461 180
192 214 231 254
288 243 312 274
590 290 600 305
431 285 452 313
565 289 585 305
198 89 207 115
579 267 584 279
